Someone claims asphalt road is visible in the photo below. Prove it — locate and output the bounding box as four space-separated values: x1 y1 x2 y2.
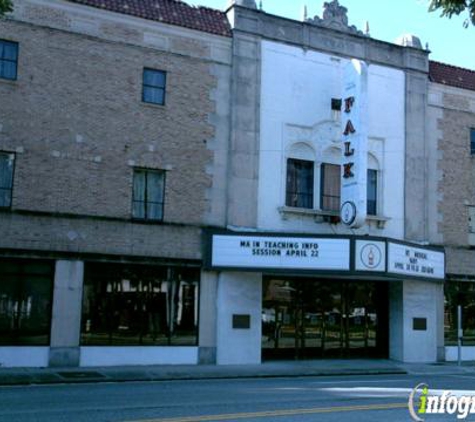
1 373 475 421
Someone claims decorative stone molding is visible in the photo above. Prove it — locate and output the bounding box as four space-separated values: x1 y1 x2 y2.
395 34 423 49
306 0 363 35
278 206 389 228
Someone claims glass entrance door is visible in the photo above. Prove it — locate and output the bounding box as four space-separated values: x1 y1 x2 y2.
262 278 388 360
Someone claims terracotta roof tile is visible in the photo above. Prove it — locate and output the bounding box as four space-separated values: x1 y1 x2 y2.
67 0 232 37
429 60 475 92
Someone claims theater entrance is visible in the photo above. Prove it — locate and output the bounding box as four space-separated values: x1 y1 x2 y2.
262 278 389 360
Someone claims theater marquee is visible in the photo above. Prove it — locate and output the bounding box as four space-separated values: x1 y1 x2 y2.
205 231 445 281
211 235 350 271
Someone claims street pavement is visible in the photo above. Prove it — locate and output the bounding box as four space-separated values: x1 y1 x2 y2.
2 372 475 421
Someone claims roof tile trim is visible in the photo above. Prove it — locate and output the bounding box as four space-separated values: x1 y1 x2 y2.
429 60 475 92
67 0 232 37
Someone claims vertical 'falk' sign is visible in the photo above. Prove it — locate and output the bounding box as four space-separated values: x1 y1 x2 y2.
340 59 368 228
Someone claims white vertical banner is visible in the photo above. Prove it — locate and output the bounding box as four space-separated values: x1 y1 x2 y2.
340 59 368 228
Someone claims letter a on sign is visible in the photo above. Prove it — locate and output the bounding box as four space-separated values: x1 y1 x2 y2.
343 120 356 136
340 59 368 228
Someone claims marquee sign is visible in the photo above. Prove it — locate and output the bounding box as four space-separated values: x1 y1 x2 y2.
206 232 445 281
211 235 350 271
355 240 386 272
340 59 369 228
387 242 445 280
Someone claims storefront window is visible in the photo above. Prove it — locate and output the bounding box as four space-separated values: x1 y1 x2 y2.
445 281 475 346
81 263 199 346
0 259 54 345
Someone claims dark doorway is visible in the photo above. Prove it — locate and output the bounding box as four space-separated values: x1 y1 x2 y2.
262 278 389 360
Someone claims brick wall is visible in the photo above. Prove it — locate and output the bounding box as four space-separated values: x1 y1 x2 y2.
0 1 231 259
431 86 475 276
437 93 475 247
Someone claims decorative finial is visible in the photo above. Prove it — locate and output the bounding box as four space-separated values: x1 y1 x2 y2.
302 5 308 21
306 0 363 35
395 34 423 49
227 0 257 9
425 42 430 50
259 0 262 10
365 21 370 36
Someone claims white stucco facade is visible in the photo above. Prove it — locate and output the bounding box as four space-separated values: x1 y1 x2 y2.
211 0 449 366
216 272 262 365
389 280 443 363
79 347 199 367
258 41 405 238
209 36 444 366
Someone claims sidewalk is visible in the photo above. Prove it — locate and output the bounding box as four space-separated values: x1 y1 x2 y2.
0 359 474 386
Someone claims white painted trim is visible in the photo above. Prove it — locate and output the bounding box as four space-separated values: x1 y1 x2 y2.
429 83 475 112
0 347 49 368
24 0 231 42
445 346 475 361
15 0 232 65
79 347 198 367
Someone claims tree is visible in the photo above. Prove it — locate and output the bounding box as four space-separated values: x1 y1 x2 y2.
0 0 13 16
429 0 475 27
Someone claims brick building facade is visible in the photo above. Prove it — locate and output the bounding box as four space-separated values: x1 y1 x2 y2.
0 0 231 367
1 0 474 367
427 61 475 360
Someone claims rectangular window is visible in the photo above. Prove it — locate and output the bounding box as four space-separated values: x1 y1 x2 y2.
286 158 314 209
0 40 18 81
81 263 200 346
132 169 165 221
0 259 54 346
142 68 166 105
471 128 475 155
0 152 14 208
445 281 475 346
367 169 378 216
320 163 340 212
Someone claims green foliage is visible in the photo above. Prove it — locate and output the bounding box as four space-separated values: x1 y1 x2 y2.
429 0 475 27
0 0 13 16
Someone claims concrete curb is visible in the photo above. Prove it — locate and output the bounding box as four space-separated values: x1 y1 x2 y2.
2 360 474 387
0 368 407 386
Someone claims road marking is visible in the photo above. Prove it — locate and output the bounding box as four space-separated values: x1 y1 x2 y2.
130 402 407 422
307 378 410 385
